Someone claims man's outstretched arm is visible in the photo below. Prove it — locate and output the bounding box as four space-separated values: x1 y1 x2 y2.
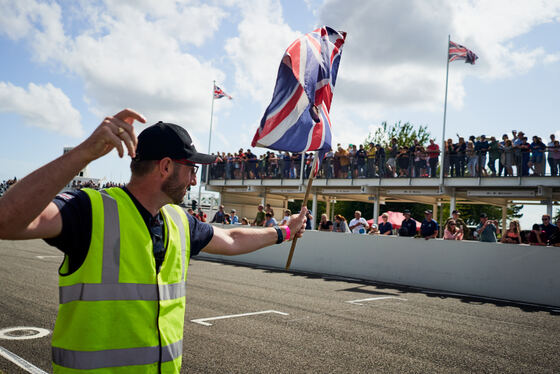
0 109 145 240
203 208 307 256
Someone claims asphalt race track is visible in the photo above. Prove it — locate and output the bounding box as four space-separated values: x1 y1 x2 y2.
1 239 559 373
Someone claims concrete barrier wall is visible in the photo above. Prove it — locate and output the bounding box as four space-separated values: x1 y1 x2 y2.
197 227 560 307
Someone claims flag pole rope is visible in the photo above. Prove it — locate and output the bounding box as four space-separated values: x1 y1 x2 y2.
285 152 318 270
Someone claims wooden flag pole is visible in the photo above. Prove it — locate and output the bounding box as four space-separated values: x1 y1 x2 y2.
285 152 318 270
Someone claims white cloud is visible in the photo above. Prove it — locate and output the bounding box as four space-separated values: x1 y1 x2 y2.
0 82 83 137
0 0 229 133
225 0 301 103
317 0 560 116
544 53 560 64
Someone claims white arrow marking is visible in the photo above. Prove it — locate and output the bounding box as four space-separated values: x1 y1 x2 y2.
0 346 48 374
346 296 407 305
191 310 289 326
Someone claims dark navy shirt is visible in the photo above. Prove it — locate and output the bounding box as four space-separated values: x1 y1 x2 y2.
45 187 214 274
420 219 439 237
378 222 393 235
400 218 417 237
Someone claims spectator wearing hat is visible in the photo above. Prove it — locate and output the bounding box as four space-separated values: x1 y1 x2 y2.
475 213 497 242
420 210 439 239
399 209 417 237
444 210 469 238
378 213 393 235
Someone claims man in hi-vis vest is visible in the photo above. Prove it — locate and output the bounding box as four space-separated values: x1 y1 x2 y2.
0 109 307 373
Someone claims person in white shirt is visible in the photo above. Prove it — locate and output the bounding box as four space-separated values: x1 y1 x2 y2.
279 209 291 226
349 210 369 234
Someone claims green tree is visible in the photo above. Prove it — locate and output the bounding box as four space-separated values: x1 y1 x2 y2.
364 121 432 148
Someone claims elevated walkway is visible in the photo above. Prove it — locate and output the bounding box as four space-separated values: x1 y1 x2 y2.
204 175 560 229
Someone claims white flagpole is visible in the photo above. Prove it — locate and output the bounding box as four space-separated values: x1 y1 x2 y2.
439 35 450 187
198 80 215 208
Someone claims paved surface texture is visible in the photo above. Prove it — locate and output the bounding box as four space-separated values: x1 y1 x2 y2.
1 239 559 373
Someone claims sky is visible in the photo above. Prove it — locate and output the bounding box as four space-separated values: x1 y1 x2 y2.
1 0 559 226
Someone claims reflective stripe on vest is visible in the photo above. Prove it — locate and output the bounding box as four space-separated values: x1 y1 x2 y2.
53 340 182 370
59 281 186 303
52 189 189 372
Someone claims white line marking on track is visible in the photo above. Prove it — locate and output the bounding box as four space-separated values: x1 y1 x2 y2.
0 346 48 374
0 327 51 340
346 296 407 305
35 255 63 260
191 310 289 326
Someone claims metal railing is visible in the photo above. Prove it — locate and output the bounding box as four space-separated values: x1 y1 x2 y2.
204 147 560 182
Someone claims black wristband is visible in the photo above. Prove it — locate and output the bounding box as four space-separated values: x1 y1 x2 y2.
273 226 283 244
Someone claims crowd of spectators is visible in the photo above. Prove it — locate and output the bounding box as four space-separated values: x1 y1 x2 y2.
201 202 560 247
0 177 17 196
205 132 559 180
69 180 126 190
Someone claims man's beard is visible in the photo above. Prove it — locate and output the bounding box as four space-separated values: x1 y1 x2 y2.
162 167 187 204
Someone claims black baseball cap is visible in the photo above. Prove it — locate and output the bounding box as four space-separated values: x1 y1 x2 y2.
403 209 411 214
135 121 217 164
480 212 488 218
452 210 460 215
425 210 433 214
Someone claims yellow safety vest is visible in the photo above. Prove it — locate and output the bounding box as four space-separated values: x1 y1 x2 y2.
51 187 190 373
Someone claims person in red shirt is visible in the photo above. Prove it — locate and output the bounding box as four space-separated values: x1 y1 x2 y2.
426 139 440 178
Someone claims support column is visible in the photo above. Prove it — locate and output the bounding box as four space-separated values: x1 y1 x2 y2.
547 200 553 217
373 189 380 223
311 190 318 230
502 203 508 237
432 202 438 223
325 197 331 221
261 189 267 206
449 189 456 218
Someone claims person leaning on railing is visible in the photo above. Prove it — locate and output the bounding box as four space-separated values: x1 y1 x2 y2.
443 220 463 240
501 220 522 244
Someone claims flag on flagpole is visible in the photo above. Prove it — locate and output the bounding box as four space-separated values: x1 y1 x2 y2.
251 26 346 173
213 84 232 99
449 41 478 64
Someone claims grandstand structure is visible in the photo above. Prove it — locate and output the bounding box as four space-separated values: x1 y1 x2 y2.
204 172 559 234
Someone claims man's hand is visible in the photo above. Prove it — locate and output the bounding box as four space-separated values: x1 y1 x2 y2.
78 108 146 162
287 207 307 239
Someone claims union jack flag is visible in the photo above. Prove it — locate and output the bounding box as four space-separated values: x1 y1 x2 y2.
449 41 478 64
251 26 346 174
213 84 232 99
